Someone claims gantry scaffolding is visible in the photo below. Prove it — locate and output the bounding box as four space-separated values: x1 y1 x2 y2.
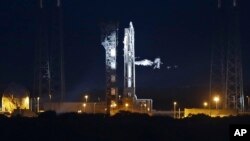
210 0 244 112
101 22 119 115
34 0 65 111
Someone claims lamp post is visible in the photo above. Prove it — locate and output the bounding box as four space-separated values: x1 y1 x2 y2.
84 95 88 103
173 102 177 119
83 103 86 112
94 103 96 114
213 96 219 109
37 97 40 113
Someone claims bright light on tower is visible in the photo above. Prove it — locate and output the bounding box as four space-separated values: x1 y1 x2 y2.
173 101 177 119
111 62 116 69
111 48 116 57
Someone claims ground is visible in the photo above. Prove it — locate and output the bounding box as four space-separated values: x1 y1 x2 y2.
0 111 249 141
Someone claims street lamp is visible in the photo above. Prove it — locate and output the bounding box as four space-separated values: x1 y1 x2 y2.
83 103 86 112
213 96 220 109
203 102 208 108
84 95 88 103
173 102 177 119
37 97 40 113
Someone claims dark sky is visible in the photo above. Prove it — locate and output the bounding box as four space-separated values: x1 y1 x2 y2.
0 0 250 106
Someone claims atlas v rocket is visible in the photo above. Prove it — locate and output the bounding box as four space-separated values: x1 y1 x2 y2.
123 22 137 101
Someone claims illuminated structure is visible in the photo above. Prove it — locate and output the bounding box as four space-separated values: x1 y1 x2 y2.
210 0 244 112
123 22 137 102
101 22 119 115
1 84 30 113
34 0 65 112
122 22 153 113
100 22 153 115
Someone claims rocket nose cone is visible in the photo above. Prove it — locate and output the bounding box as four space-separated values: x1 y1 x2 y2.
129 22 134 29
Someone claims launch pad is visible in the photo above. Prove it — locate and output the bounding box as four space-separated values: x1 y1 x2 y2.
101 22 153 115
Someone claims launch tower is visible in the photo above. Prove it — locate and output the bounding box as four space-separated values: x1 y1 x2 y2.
101 22 119 115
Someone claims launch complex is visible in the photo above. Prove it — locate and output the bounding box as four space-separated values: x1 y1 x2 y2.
101 22 153 115
1 0 248 117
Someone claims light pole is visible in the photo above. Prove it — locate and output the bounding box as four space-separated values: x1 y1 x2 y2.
213 96 219 109
173 102 177 119
84 95 88 103
94 103 96 114
37 97 40 113
49 94 52 110
83 103 86 112
118 95 121 101
178 108 181 119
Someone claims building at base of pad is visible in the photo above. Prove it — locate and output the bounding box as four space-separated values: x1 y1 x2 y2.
43 102 107 114
184 108 238 117
42 100 152 115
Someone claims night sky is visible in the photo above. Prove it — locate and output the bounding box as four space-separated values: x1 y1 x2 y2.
0 0 250 109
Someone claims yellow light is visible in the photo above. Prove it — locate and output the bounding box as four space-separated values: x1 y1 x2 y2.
125 103 129 108
213 96 219 102
110 102 117 108
25 96 29 104
203 102 208 107
85 95 88 99
174 102 177 105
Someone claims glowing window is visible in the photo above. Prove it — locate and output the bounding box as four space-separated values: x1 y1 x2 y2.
111 48 116 57
111 88 116 95
111 75 116 82
111 62 116 69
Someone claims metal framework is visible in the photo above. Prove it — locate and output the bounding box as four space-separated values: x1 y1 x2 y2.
211 0 244 112
123 22 137 101
34 0 65 111
225 0 244 111
101 22 119 115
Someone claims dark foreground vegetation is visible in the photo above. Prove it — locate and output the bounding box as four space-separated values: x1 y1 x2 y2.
0 111 250 141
